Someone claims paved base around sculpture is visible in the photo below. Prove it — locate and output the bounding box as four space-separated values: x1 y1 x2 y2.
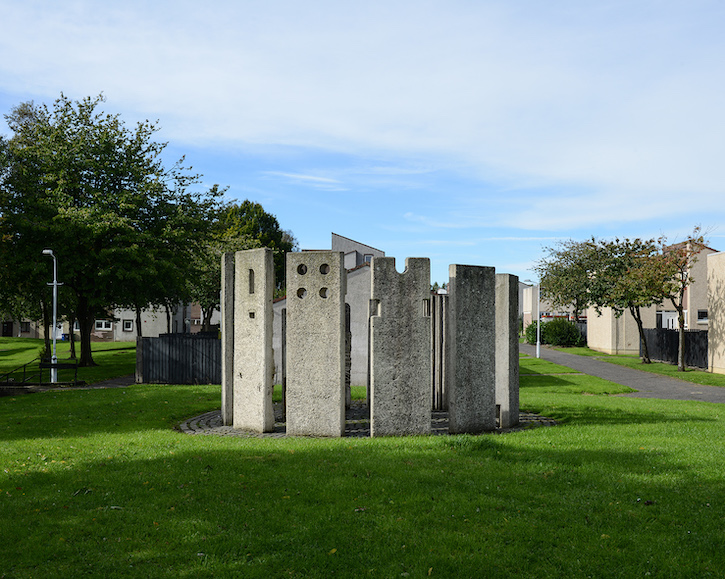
178 402 557 438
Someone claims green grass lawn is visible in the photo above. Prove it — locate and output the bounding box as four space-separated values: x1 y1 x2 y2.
3 355 725 577
555 345 725 388
0 337 136 385
519 353 635 396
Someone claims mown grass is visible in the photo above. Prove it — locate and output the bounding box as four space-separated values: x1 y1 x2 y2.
0 337 136 385
519 354 635 396
556 345 725 388
3 356 725 577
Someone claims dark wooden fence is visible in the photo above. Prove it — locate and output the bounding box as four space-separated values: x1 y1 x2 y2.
640 328 708 369
136 333 221 384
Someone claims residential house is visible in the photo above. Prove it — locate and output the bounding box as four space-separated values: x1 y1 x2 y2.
707 251 725 374
587 242 717 355
521 284 583 331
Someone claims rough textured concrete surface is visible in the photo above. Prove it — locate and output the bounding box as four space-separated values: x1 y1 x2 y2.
446 265 496 433
286 251 346 436
233 248 275 432
496 273 520 428
221 252 235 426
370 257 432 436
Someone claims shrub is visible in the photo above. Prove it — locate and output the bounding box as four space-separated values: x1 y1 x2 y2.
525 319 585 347
544 318 584 347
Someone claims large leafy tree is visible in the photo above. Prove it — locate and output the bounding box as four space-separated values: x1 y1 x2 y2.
587 237 669 364
658 227 706 371
534 239 597 322
0 94 223 366
221 201 297 287
188 201 297 331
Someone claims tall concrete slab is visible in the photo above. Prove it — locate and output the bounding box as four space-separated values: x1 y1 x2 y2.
446 265 496 433
496 273 520 428
370 257 431 436
221 252 235 426
233 248 275 432
286 251 346 436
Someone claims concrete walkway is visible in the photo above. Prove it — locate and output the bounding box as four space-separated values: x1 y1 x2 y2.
521 343 725 403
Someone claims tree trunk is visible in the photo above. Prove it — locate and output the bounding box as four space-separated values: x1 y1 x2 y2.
670 296 686 371
41 300 51 359
135 306 143 338
165 304 172 334
76 297 97 367
677 310 686 371
68 313 77 359
201 304 215 332
629 305 651 364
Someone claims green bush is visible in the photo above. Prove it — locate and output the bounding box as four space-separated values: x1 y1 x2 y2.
544 318 585 347
525 319 585 347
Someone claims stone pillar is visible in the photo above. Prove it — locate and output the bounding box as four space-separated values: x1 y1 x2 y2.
286 251 346 437
221 252 235 426
447 264 496 433
370 257 431 436
496 273 520 428
233 248 275 432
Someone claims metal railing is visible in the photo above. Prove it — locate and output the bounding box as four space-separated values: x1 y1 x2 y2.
0 359 42 386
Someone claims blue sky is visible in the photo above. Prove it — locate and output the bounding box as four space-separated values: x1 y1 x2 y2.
2 0 724 284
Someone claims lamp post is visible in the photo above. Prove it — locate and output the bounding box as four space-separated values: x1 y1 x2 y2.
525 280 541 359
42 249 59 383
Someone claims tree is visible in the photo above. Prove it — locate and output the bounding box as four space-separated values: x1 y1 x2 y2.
658 228 707 371
187 200 297 331
587 237 674 364
220 201 297 287
534 239 597 322
189 227 260 332
0 94 223 366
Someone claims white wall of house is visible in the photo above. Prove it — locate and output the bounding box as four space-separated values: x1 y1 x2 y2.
521 285 579 329
586 305 656 355
708 252 725 374
111 307 170 341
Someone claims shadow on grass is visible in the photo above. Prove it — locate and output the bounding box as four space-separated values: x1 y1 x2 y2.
3 430 725 577
0 384 220 442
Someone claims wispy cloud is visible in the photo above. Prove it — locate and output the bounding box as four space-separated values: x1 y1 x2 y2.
2 1 724 281
261 171 347 191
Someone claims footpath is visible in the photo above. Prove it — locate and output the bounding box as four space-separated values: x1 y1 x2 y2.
520 343 725 404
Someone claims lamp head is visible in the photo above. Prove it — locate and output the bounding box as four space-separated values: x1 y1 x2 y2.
42 249 53 256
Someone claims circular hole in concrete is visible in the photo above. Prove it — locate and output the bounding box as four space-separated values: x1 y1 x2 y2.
319 287 329 298
320 264 330 275
297 288 307 299
297 264 308 275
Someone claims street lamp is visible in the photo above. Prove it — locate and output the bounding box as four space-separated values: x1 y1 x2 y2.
42 249 59 383
525 279 541 359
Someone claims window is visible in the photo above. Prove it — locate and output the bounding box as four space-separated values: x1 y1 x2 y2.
364 254 373 263
95 319 112 331
20 321 30 333
698 309 708 322
122 319 134 332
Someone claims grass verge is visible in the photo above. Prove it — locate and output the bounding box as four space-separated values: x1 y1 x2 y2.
555 345 725 388
3 358 725 577
0 337 136 385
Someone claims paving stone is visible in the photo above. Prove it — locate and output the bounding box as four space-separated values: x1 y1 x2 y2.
177 402 557 438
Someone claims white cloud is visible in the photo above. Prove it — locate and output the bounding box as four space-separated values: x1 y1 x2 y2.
2 0 725 232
